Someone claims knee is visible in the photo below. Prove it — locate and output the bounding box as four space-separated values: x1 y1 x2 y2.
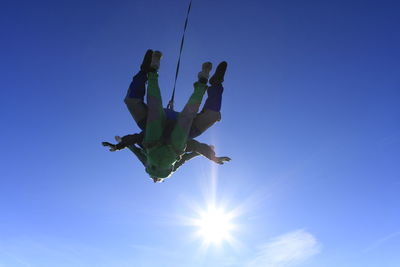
203 109 222 123
124 96 133 107
189 126 202 138
124 97 141 106
189 110 221 138
125 98 146 114
125 98 147 119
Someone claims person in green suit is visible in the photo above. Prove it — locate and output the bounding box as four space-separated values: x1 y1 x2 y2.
103 50 230 182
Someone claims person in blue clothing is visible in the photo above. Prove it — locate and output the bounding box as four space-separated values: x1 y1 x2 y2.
102 49 230 182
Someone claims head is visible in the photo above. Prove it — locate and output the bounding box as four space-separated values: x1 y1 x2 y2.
145 164 173 179
151 177 165 183
145 145 176 181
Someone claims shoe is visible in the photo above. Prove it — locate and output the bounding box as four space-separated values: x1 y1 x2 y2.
140 49 153 72
198 62 212 84
209 61 227 85
150 51 163 71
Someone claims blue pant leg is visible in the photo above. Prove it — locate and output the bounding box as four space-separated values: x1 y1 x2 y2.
189 84 224 138
203 84 224 112
126 70 148 100
124 70 148 130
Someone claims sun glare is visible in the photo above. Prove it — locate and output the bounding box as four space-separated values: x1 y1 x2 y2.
192 205 236 246
183 164 242 249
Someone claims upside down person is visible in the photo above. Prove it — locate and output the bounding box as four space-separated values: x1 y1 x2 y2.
102 50 230 183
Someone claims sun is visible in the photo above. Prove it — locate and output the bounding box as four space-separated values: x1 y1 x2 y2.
191 205 236 246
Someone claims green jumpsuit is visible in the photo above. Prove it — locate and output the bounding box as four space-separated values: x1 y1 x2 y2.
144 72 208 178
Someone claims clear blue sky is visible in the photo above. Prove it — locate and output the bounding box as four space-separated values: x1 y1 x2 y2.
1 0 399 266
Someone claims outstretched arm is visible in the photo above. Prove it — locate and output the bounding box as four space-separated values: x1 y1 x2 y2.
102 133 147 167
118 133 144 149
173 152 200 172
186 139 231 165
102 133 144 151
172 140 231 172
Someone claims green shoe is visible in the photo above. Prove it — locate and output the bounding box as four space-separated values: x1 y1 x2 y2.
150 51 163 72
198 62 212 84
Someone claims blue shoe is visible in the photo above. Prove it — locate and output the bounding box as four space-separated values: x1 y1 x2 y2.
209 61 227 85
140 49 153 72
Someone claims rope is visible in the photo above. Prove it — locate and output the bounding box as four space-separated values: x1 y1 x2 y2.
167 0 193 110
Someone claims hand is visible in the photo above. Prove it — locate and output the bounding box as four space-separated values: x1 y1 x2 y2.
102 142 117 152
214 156 231 165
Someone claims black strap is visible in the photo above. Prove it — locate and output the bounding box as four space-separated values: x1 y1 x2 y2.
167 0 193 110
